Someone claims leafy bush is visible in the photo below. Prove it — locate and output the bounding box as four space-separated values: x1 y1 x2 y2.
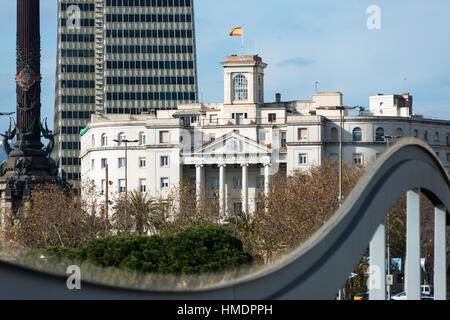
18 226 252 275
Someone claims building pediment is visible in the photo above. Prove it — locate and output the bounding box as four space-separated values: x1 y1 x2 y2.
183 131 272 165
197 131 270 155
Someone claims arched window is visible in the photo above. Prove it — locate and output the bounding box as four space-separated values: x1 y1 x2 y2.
91 134 95 147
375 127 384 142
233 74 248 101
353 127 362 142
424 130 428 142
330 127 338 141
101 133 107 146
139 132 146 145
118 132 126 146
396 128 403 137
447 133 450 146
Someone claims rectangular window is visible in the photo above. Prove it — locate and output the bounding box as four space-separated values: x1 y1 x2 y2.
101 158 107 168
212 178 219 190
298 128 308 141
233 177 242 189
280 131 287 148
101 179 105 195
299 153 308 165
140 179 147 193
257 177 265 189
118 157 126 168
139 133 146 145
160 177 169 188
119 179 126 193
139 157 147 168
189 178 196 190
268 113 277 122
91 159 95 170
235 113 244 125
159 131 169 144
160 156 169 167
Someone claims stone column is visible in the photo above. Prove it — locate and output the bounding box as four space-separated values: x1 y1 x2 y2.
405 189 421 300
263 164 271 213
369 223 386 300
241 164 248 214
264 164 271 199
195 164 204 206
219 164 226 216
434 204 447 300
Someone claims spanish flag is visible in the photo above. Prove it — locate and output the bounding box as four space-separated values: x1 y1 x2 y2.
229 27 243 37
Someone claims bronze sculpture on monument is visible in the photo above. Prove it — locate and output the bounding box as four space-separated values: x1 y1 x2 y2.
0 0 68 224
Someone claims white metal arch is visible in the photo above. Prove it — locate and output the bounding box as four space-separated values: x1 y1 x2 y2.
0 138 448 299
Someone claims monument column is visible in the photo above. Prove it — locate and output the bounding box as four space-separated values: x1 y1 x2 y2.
14 0 44 153
0 0 65 222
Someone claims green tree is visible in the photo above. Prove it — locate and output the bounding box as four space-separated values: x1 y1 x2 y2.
112 190 161 236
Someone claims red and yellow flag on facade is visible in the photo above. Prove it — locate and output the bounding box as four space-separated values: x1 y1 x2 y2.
229 27 243 37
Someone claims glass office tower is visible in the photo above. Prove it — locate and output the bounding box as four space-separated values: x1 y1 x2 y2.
54 0 198 185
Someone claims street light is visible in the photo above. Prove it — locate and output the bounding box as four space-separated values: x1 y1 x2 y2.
317 105 363 300
316 106 362 205
113 138 139 200
381 134 400 300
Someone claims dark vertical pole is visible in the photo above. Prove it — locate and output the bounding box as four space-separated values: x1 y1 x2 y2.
15 0 43 151
125 141 128 201
105 163 109 236
339 109 343 204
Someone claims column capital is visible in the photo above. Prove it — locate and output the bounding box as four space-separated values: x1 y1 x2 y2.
195 164 204 168
241 163 249 168
218 163 227 168
264 163 271 167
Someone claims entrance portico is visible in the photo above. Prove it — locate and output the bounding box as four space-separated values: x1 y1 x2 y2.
183 131 274 215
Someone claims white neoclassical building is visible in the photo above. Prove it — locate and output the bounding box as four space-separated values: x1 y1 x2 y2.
80 54 450 215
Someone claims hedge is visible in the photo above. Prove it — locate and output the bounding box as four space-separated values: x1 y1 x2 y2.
19 226 253 275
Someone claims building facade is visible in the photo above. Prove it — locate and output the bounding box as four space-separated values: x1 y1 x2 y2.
54 0 198 184
80 54 450 214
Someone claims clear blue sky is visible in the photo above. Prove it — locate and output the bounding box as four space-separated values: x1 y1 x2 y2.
1 0 450 133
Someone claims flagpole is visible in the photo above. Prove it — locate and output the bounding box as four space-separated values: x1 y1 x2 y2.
241 26 245 55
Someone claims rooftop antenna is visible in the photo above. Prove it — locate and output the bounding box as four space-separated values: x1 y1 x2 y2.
314 80 320 93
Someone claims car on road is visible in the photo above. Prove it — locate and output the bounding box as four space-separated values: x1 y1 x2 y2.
353 292 369 300
391 291 434 300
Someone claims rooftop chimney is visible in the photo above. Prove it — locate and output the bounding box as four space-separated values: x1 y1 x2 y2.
275 93 281 103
